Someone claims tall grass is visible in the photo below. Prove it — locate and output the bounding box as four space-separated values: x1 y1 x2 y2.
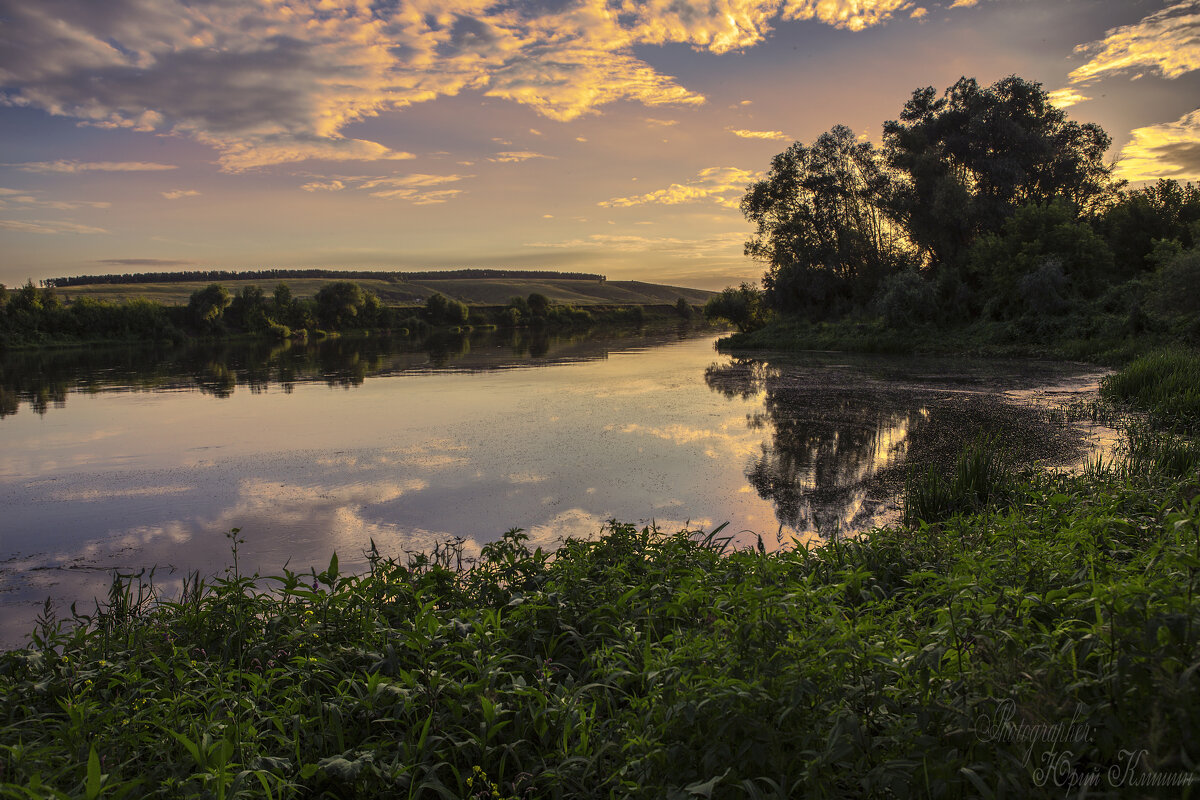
902 435 1017 526
1100 348 1200 432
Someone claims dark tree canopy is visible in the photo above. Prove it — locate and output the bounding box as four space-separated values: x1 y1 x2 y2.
882 75 1115 269
742 124 907 315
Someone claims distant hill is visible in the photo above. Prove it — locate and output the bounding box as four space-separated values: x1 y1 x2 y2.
47 271 716 307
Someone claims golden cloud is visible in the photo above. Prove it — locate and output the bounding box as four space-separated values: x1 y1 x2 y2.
161 189 201 200
1069 1 1200 84
1115 109 1200 182
1046 87 1090 109
599 166 760 208
0 0 914 168
781 0 914 32
728 127 789 140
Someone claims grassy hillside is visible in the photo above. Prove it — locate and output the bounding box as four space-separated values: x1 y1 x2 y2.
51 277 714 307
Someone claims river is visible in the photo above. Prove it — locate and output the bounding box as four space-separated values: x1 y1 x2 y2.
0 326 1111 647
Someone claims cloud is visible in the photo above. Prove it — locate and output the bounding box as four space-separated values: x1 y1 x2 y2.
488 151 553 163
1069 1 1200 85
10 160 176 173
1046 87 1090 109
645 118 679 127
98 258 191 266
301 180 346 192
0 219 107 234
161 189 200 200
781 0 914 31
526 230 747 259
0 0 912 170
0 188 110 209
728 127 789 140
910 7 928 19
1115 109 1200 182
302 172 472 203
947 0 978 8
599 166 760 209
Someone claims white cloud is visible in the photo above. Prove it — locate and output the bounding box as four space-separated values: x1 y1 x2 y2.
1115 109 1200 182
1069 1 1200 85
161 189 200 200
599 166 760 209
0 0 912 170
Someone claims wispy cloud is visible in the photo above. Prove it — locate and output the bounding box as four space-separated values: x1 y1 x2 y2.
300 180 346 192
301 172 472 204
728 128 789 140
488 151 553 163
0 219 107 234
526 230 747 259
0 0 912 170
11 160 176 173
1116 109 1200 182
1046 88 1090 109
0 188 109 209
98 258 192 267
161 189 200 200
1069 1 1200 85
599 167 760 209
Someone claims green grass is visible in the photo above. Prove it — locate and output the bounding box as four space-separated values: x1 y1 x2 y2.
1100 349 1200 432
54 279 714 309
902 436 1018 526
3 355 1200 799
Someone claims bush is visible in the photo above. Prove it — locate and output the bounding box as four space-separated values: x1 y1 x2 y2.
871 269 936 327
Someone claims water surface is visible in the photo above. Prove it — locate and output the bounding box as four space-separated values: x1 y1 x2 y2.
0 328 1109 647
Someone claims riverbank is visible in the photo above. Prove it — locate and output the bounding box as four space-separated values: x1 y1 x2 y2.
714 315 1187 366
1 353 1197 797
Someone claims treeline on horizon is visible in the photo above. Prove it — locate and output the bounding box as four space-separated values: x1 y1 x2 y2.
0 278 686 349
704 74 1200 358
42 268 606 289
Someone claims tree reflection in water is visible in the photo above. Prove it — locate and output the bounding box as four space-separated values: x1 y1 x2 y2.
704 355 1085 540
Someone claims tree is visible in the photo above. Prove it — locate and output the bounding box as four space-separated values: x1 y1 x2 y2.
315 281 366 329
883 75 1116 270
1097 179 1200 276
228 285 268 331
527 292 550 317
965 199 1115 319
742 125 907 316
187 284 232 329
703 284 768 332
425 292 468 326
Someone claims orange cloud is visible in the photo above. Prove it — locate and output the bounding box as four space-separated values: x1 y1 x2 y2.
728 128 789 140
600 167 760 209
1046 88 1090 109
0 0 915 169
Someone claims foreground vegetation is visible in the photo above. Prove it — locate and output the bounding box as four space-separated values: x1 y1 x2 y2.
2 353 1199 798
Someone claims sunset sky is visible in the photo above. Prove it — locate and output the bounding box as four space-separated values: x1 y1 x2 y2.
2 0 1199 291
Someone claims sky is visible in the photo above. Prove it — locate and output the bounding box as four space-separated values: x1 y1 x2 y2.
2 0 1199 291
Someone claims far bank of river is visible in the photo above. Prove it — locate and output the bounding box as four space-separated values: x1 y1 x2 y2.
0 325 1113 647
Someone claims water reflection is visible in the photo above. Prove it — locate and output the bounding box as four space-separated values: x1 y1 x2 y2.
704 354 1093 537
0 324 702 418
